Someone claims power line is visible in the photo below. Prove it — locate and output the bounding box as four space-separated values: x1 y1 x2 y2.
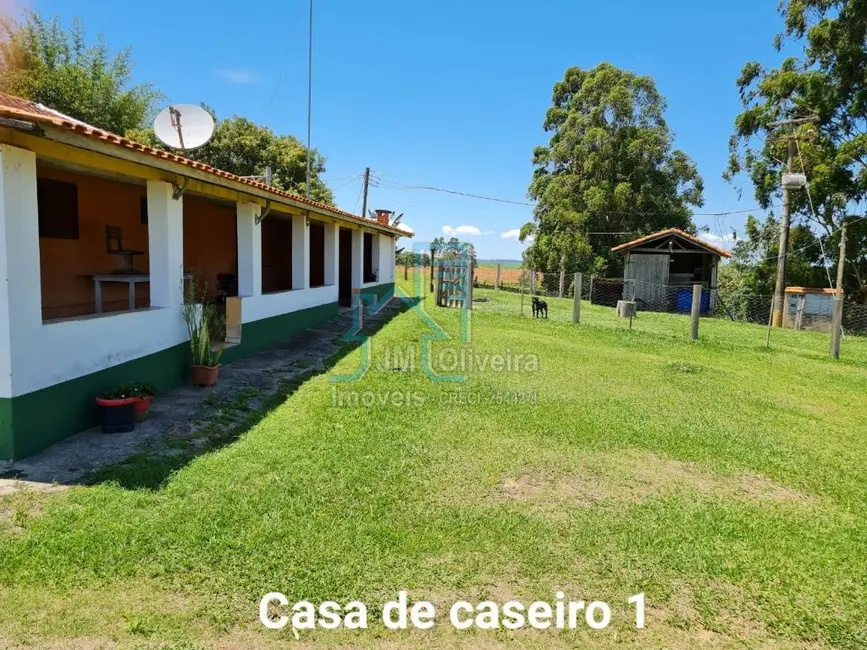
264 1 305 117
372 174 782 217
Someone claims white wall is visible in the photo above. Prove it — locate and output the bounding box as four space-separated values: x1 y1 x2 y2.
379 233 395 283
241 285 338 323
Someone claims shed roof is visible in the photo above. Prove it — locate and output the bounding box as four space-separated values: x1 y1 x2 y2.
0 93 409 237
611 228 732 258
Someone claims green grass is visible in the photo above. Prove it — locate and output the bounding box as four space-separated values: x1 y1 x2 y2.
1 280 866 649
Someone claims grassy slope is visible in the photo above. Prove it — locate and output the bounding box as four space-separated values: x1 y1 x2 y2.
1 280 865 649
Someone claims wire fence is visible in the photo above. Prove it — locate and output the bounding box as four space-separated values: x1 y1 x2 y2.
466 269 867 348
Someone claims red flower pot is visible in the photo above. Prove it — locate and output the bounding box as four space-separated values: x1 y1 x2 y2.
192 364 221 387
95 397 137 434
133 395 153 422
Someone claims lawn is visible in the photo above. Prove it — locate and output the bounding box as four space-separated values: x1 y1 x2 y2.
1 279 866 649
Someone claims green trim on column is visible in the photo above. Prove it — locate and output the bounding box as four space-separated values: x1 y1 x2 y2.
0 301 340 462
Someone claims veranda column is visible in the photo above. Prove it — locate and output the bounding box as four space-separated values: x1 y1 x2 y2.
0 145 41 401
351 228 364 289
323 221 338 286
236 202 262 296
146 180 183 308
292 213 309 290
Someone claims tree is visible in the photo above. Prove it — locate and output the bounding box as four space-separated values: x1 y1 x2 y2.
429 236 444 292
726 0 867 300
0 12 162 134
523 63 704 277
129 112 334 205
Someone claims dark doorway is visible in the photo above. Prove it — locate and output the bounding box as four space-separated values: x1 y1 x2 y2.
339 228 353 306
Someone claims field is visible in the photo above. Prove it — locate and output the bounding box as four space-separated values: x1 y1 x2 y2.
1 277 866 649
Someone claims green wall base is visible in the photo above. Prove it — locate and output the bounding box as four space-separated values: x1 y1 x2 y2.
359 282 395 304
0 301 339 462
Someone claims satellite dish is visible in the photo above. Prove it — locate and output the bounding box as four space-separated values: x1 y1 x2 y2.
153 104 215 151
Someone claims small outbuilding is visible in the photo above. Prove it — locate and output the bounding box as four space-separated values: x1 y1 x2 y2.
611 228 732 313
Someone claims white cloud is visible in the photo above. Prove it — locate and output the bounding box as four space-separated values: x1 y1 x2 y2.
442 225 490 237
501 228 521 239
215 68 259 85
699 232 736 250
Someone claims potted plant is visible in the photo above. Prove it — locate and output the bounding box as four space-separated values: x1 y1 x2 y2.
182 281 226 388
95 386 137 434
121 382 156 422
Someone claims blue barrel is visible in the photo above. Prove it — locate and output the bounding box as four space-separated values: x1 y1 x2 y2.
676 287 710 313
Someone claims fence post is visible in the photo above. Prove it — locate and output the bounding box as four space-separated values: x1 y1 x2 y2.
495 264 501 291
573 272 582 324
559 268 565 298
404 265 408 281
794 294 806 330
830 219 847 359
434 264 443 307
520 269 525 317
690 283 702 341
466 260 474 310
529 269 536 295
589 274 595 305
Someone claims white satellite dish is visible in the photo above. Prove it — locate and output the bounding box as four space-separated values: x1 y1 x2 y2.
153 104 215 151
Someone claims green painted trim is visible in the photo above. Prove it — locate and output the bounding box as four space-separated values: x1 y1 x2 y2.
221 301 338 365
0 301 340 461
359 282 395 303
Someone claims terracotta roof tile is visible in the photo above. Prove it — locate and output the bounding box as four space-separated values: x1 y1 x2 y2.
0 92 407 236
611 228 732 258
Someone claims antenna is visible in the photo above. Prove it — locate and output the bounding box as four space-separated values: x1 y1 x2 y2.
154 104 215 152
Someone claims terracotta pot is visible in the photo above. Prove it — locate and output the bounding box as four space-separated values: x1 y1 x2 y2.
133 395 153 422
192 364 221 387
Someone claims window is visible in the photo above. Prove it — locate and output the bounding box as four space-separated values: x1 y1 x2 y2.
37 178 79 239
140 196 148 225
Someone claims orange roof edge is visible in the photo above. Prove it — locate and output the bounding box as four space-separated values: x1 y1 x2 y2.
0 93 408 237
611 228 732 258
785 286 840 295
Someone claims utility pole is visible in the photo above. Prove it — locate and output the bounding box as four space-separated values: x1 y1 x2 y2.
361 167 370 219
830 219 847 359
769 116 814 328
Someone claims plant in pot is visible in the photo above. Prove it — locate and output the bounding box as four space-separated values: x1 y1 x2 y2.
95 386 137 434
182 282 227 388
121 382 156 422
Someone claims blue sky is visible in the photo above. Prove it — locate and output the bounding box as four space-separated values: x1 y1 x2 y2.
29 0 790 259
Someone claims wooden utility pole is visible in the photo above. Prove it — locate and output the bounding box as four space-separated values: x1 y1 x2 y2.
830 220 847 359
360 167 370 220
770 116 814 328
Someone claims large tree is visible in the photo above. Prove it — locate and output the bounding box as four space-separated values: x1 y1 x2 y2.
0 12 162 134
130 113 334 205
727 0 867 301
523 63 704 277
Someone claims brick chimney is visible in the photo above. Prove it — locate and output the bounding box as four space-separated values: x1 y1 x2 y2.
374 209 392 226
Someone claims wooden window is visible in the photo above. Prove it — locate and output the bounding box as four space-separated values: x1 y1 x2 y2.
37 178 79 239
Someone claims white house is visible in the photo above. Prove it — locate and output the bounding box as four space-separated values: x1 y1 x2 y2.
0 93 406 461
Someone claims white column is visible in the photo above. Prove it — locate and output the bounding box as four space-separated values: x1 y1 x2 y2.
324 221 338 286
291 213 309 290
0 145 41 398
351 228 364 288
379 234 394 282
236 202 262 297
146 180 183 308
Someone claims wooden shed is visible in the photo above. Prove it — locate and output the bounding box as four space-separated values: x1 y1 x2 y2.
611 228 732 313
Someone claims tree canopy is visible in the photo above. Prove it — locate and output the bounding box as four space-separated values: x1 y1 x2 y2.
0 12 162 134
727 0 867 300
130 112 334 205
523 63 704 277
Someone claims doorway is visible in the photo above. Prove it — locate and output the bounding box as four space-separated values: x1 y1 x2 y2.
338 228 353 306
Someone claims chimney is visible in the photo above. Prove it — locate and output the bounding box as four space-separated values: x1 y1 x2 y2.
374 209 392 226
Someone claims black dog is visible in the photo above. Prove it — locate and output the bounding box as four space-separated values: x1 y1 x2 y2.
531 296 548 318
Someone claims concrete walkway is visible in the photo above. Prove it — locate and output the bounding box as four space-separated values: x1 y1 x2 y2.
0 299 403 493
